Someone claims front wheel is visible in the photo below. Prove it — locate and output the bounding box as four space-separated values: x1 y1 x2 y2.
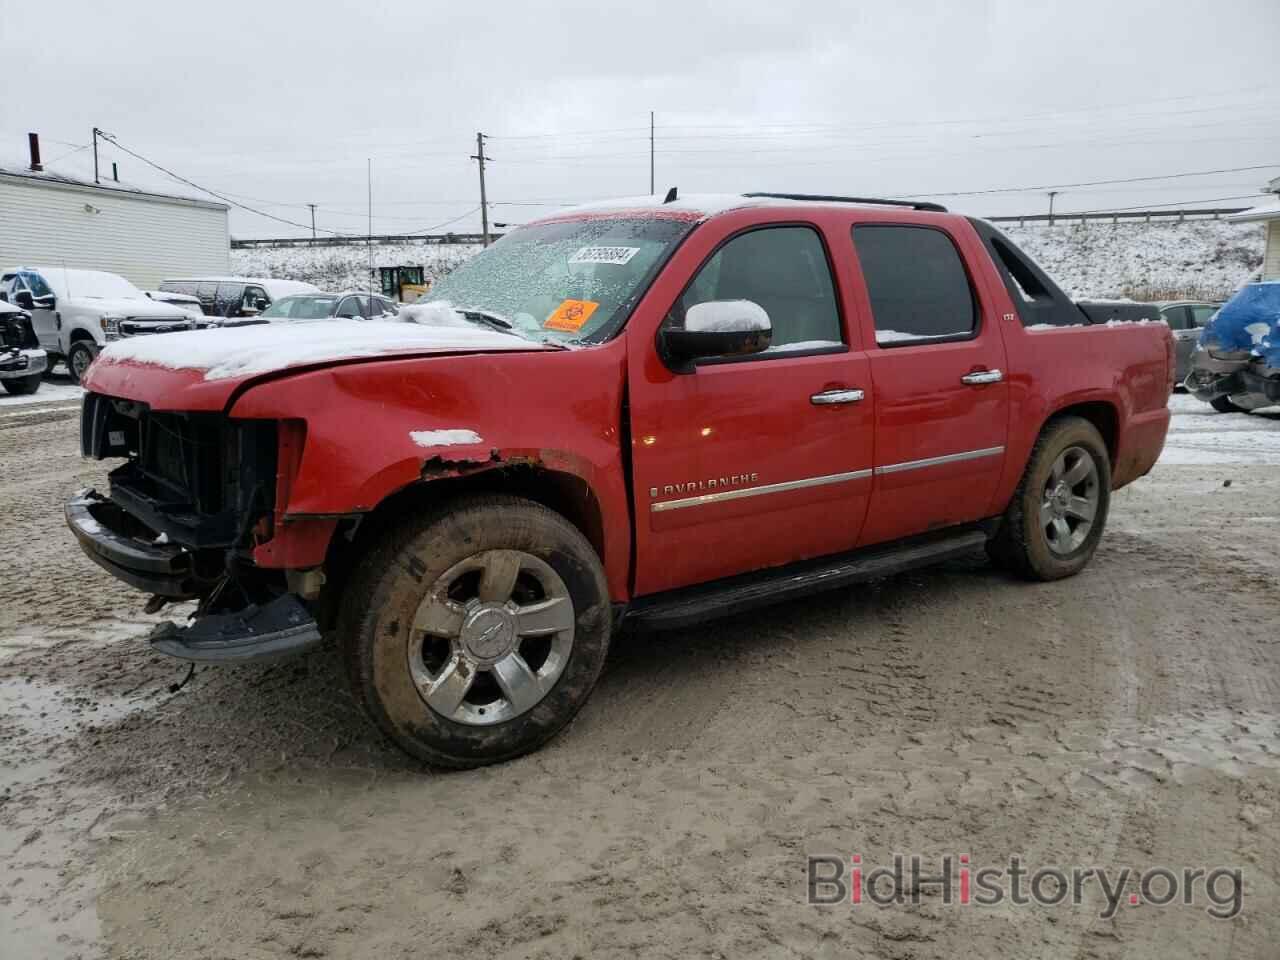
987 416 1111 581
341 495 612 768
1 373 42 396
66 341 99 385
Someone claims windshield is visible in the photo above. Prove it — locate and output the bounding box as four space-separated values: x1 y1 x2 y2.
262 295 339 320
422 217 694 343
40 269 143 300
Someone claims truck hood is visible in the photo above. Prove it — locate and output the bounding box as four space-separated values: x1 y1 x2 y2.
83 319 552 411
66 296 197 320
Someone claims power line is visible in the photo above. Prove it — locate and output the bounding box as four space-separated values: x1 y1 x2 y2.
405 206 481 235
896 163 1280 200
95 132 352 235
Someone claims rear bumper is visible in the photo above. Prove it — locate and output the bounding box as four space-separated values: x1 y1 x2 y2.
1238 370 1280 403
0 348 46 378
65 489 199 598
1185 368 1245 403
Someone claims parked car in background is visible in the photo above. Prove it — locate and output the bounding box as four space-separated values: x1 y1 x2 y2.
259 291 400 321
0 267 202 383
1158 300 1221 386
159 277 320 323
0 299 46 395
1187 282 1280 412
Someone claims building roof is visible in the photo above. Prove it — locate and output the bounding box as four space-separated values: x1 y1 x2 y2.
0 165 228 212
1226 199 1280 224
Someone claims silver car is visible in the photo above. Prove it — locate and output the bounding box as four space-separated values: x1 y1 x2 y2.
1159 301 1221 386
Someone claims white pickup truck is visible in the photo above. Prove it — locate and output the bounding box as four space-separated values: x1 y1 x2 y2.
0 267 202 383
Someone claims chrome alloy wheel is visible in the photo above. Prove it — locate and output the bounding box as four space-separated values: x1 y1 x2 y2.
407 550 575 726
1040 445 1100 556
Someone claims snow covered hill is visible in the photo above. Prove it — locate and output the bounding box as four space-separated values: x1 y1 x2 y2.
1001 219 1265 301
231 218 1267 302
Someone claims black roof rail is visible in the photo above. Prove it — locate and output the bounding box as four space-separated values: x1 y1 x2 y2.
742 192 948 213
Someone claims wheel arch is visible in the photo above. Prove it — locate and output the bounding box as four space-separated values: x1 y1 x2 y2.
1043 400 1118 463
320 465 617 628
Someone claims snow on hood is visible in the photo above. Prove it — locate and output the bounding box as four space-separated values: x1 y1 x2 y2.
98 318 544 382
73 296 198 319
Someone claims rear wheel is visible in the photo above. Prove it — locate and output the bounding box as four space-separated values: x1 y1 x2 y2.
1 373 41 396
987 416 1111 581
341 495 611 768
1210 395 1244 414
66 341 98 384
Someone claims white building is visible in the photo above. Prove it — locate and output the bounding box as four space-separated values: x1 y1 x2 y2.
1226 176 1280 281
0 165 229 290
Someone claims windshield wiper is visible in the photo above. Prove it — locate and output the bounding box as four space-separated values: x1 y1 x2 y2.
458 308 513 331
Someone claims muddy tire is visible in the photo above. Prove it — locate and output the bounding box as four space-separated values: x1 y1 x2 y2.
66 342 98 385
1210 395 1243 414
987 416 1111 581
341 495 611 768
1 373 41 395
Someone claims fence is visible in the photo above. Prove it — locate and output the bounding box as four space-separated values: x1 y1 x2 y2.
988 207 1248 227
230 233 497 250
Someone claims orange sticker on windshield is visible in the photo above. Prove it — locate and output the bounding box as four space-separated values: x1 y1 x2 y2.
544 299 599 332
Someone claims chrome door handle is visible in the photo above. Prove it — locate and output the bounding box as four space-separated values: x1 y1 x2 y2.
810 388 865 405
961 369 1003 385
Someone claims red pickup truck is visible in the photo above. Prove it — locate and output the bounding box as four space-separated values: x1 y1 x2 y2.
68 193 1172 767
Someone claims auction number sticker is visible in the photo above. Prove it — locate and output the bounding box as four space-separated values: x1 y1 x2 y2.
569 245 640 266
544 299 599 332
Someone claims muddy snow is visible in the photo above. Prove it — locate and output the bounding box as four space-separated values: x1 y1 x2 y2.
3 391 1280 958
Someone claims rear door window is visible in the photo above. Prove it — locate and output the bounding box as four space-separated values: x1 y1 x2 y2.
852 225 977 345
1189 305 1217 327
1161 306 1190 330
215 282 243 316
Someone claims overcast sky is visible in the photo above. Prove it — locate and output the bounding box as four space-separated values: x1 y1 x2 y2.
3 0 1278 238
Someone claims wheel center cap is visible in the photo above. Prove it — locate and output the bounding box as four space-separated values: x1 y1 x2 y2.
461 604 517 662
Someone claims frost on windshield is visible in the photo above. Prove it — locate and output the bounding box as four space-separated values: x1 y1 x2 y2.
420 218 693 343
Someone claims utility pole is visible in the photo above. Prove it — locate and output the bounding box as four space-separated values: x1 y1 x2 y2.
472 132 491 247
1047 190 1059 224
308 203 317 239
649 111 655 195
92 127 101 184
367 159 374 296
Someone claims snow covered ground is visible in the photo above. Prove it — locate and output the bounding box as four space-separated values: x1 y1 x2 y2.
231 217 1265 302
0 376 82 412
1160 391 1280 464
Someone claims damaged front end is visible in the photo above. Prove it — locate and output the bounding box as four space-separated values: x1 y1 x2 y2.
67 393 326 662
1186 283 1280 408
0 304 47 386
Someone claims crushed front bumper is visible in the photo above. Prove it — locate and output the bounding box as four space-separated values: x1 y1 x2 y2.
66 489 198 597
0 348 47 379
66 488 324 663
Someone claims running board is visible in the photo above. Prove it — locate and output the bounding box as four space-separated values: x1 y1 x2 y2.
625 527 991 632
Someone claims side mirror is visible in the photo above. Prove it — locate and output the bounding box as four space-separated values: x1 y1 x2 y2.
255 298 269 311
659 300 772 369
14 291 35 310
